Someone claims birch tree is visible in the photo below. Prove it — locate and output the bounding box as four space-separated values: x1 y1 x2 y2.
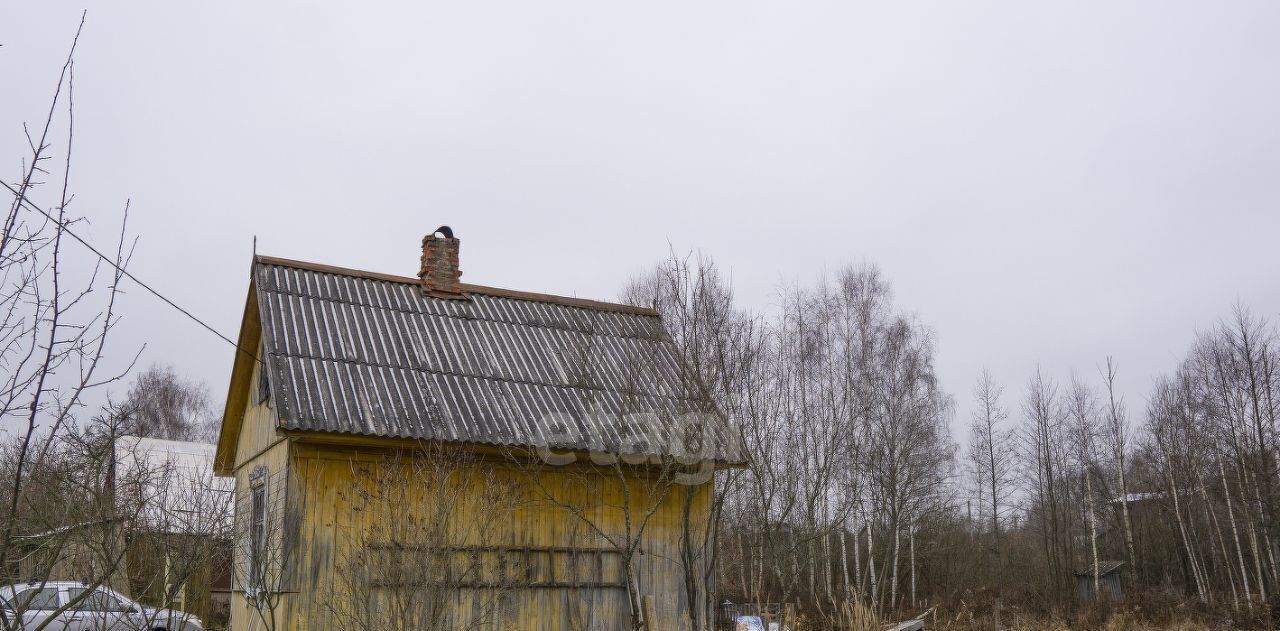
1101 358 1137 577
967 370 1014 543
1067 375 1101 598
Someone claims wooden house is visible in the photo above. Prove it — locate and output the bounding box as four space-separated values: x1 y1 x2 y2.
214 228 744 630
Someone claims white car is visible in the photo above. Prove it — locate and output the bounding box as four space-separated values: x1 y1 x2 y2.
0 582 203 631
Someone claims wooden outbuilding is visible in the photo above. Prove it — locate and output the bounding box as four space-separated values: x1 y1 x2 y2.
1075 560 1125 603
214 228 744 630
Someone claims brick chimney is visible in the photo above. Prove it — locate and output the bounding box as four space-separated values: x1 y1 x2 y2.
419 226 465 298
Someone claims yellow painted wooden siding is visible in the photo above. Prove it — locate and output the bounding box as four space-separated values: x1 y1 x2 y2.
228 349 293 631
233 349 281 471
229 443 709 631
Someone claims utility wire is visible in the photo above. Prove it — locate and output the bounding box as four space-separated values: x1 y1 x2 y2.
1 178 261 364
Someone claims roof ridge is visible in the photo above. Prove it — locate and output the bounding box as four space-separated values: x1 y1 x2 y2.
254 255 658 317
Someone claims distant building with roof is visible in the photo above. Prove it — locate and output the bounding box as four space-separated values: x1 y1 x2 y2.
13 436 233 625
114 436 233 623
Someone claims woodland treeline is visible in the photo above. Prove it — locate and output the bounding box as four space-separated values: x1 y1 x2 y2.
629 253 1280 629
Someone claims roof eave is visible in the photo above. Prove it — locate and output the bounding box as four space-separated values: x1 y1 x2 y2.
278 427 747 469
213 282 263 476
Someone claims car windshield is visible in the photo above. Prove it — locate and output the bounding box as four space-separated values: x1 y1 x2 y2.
66 588 131 612
13 588 59 611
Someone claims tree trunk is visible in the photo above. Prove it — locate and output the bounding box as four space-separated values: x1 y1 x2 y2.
1223 459 1255 607
1086 471 1100 599
867 521 878 611
909 520 917 609
854 524 863 597
1200 475 1239 607
891 518 901 611
824 529 835 609
808 536 821 617
840 529 852 599
1168 462 1207 600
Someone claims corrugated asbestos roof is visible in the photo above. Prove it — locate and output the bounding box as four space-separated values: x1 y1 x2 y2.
254 257 744 464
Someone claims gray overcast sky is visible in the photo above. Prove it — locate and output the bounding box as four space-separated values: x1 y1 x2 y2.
3 1 1279 437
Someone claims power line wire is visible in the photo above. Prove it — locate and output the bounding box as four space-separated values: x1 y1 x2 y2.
1 178 260 364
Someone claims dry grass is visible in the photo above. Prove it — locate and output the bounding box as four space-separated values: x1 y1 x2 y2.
917 599 1267 631
921 612 1252 631
832 599 879 631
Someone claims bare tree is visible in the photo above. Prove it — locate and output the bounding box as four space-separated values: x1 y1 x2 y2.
0 14 152 631
967 368 1014 598
2 407 161 631
622 250 763 630
615 252 1280 626
1101 357 1137 578
121 364 218 443
1020 368 1067 599
708 264 953 625
1067 374 1101 598
1146 375 1208 601
968 369 1014 540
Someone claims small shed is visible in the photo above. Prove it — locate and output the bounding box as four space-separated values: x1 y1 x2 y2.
1075 560 1124 603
